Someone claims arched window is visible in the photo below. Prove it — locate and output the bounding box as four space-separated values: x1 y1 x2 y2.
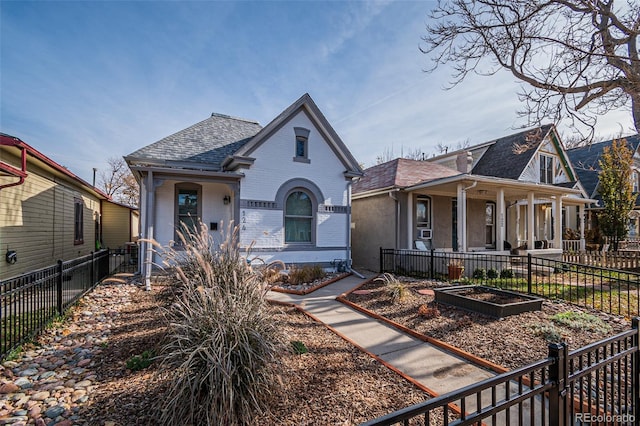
285 191 313 243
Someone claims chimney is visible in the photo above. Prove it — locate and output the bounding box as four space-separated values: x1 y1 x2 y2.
456 151 473 173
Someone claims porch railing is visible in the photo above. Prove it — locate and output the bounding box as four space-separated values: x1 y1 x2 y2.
363 320 639 425
0 249 122 359
563 250 640 271
380 248 640 318
562 239 581 252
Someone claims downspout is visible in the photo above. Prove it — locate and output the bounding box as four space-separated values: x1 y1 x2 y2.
143 170 154 291
0 145 27 190
345 180 364 279
462 180 478 193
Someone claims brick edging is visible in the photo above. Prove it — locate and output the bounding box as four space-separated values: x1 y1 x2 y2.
336 291 509 375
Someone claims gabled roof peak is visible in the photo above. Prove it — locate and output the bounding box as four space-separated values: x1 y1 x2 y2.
210 112 260 125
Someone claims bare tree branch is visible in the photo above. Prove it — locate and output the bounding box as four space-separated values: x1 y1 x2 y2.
97 157 139 207
422 0 640 139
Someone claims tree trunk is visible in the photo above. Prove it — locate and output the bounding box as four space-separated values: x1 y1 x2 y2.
632 92 640 134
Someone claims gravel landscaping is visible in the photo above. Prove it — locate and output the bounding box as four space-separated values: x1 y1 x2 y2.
2 279 433 425
344 276 631 371
3 272 633 425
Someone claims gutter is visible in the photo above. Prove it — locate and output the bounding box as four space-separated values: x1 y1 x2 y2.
345 180 365 279
0 144 27 190
1 133 109 199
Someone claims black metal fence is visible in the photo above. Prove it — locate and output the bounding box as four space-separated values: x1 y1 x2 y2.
107 244 139 275
363 319 639 425
380 248 640 318
0 248 135 359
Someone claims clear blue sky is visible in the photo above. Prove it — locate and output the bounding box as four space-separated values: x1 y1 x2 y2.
1 1 634 184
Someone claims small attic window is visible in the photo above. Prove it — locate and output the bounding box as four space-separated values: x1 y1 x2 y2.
293 127 310 163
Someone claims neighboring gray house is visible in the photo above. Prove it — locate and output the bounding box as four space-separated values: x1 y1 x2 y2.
566 134 640 237
352 125 592 271
126 94 363 287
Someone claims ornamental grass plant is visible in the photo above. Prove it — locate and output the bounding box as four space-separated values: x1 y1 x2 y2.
156 221 286 426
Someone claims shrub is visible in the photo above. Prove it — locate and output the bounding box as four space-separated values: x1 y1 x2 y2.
417 304 440 319
126 350 155 371
551 311 612 333
157 221 286 426
487 268 499 279
531 324 563 343
291 340 308 355
288 264 326 285
375 273 409 303
257 260 286 285
472 268 487 279
499 269 514 279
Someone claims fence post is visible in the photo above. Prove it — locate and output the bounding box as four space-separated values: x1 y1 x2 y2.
379 247 383 273
56 260 63 316
527 253 532 294
430 249 435 280
633 317 639 423
548 342 569 426
90 251 95 287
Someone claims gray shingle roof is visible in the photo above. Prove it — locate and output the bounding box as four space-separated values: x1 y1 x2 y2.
566 134 640 199
126 113 262 170
471 124 554 179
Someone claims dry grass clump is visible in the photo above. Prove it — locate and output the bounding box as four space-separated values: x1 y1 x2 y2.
260 261 286 285
156 221 287 426
287 264 326 285
376 273 409 303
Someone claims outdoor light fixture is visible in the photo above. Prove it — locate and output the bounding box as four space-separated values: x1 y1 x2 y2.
223 195 231 205
6 249 17 264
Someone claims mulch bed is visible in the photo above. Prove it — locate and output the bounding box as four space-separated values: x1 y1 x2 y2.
77 281 434 425
343 277 630 370
451 287 531 304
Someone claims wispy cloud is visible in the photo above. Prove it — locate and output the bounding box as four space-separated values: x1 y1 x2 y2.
1 0 634 180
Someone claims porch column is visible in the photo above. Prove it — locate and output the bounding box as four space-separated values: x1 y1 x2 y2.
497 189 505 251
553 196 562 250
143 171 155 291
232 182 240 229
579 204 586 251
516 204 521 244
527 191 535 250
407 193 413 249
457 183 466 252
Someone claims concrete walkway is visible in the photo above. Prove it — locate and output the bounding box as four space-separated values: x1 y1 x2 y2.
267 273 497 401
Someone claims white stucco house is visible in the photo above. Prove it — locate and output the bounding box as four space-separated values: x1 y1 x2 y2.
125 94 363 286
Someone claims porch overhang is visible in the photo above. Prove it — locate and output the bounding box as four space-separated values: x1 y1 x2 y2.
405 173 591 203
404 173 594 254
127 163 244 184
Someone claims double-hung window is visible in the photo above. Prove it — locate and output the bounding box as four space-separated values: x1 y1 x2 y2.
416 196 431 229
74 198 84 245
540 154 554 184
